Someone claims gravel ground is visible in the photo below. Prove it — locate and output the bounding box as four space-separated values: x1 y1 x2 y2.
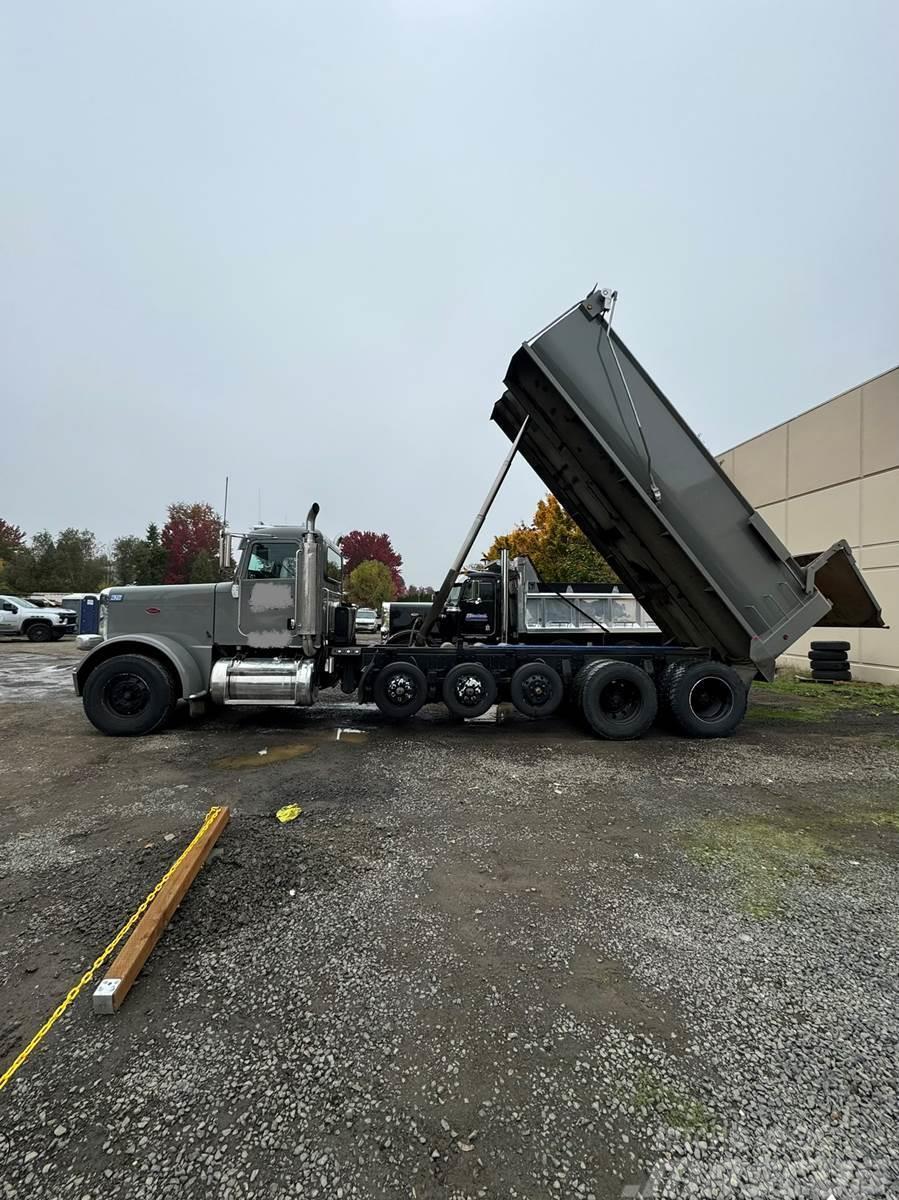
1 641 899 1199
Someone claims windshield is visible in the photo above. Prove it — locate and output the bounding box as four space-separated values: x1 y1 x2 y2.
358 609 376 618
5 596 37 608
447 584 463 606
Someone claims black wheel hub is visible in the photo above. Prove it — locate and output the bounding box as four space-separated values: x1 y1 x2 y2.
522 673 552 707
386 674 416 705
598 679 641 721
104 673 151 717
688 677 734 723
454 675 485 708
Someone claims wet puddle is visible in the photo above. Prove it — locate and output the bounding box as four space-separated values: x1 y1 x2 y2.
215 743 316 769
335 728 368 744
214 726 370 769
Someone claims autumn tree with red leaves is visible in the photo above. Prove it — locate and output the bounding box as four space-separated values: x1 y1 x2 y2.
161 502 222 584
338 530 404 593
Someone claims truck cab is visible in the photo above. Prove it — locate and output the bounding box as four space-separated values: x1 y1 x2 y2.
444 569 500 641
73 505 355 735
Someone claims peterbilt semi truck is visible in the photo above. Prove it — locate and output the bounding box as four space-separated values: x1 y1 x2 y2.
73 287 884 741
383 558 660 645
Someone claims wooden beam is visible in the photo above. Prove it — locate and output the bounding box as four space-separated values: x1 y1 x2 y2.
92 807 230 1014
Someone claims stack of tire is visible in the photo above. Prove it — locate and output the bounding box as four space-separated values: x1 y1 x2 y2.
808 640 852 683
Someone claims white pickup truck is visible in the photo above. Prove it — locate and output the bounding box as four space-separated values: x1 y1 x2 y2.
0 595 77 642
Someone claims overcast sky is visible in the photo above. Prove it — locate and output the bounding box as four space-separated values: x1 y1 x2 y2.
2 1 896 584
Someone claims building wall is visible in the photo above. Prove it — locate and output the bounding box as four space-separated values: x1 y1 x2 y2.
716 366 899 684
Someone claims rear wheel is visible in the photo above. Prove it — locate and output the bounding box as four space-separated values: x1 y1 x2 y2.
659 661 746 738
26 622 53 642
83 654 177 736
373 662 428 720
576 659 657 740
510 662 563 718
442 663 497 719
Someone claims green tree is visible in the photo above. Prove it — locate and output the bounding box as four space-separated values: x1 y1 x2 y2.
29 531 57 590
189 549 220 583
0 520 28 590
135 523 168 586
3 546 38 594
347 559 396 610
2 528 106 592
112 535 146 585
485 494 617 585
53 528 105 591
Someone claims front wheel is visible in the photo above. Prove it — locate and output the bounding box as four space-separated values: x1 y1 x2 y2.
26 623 53 642
83 654 177 736
50 630 66 641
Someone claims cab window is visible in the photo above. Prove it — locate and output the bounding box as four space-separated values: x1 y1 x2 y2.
246 542 298 579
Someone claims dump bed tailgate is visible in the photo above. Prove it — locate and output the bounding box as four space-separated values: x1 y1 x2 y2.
492 291 884 680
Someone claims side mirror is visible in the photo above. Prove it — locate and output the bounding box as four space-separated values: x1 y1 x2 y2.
4 603 17 613
219 531 243 575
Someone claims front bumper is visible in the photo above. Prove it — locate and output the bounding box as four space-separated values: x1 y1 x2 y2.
77 634 103 653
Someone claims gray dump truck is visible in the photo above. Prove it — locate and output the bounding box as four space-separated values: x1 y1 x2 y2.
73 287 884 740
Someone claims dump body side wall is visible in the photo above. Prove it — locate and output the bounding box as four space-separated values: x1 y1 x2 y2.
493 300 838 677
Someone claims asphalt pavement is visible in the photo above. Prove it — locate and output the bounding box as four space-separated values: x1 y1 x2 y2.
1 640 899 1199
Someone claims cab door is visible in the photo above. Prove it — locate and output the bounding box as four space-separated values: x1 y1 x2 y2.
460 577 497 639
237 539 302 648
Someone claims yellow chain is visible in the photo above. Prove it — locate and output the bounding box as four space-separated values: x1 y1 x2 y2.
0 805 224 1095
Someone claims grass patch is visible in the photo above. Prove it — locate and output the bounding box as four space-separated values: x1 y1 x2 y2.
631 1068 717 1134
685 802 899 917
684 816 827 918
753 674 899 718
867 810 899 830
744 705 818 724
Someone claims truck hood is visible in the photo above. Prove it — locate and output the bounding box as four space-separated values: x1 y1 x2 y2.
105 583 217 640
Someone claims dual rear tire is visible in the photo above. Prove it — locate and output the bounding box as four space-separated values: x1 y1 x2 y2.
657 660 747 738
570 658 745 740
572 659 658 740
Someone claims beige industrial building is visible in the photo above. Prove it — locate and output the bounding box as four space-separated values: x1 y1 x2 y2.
716 365 898 684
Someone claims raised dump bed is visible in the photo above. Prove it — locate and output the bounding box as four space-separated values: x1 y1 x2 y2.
493 288 884 681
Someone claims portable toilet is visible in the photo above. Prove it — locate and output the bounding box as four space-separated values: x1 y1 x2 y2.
63 594 100 635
